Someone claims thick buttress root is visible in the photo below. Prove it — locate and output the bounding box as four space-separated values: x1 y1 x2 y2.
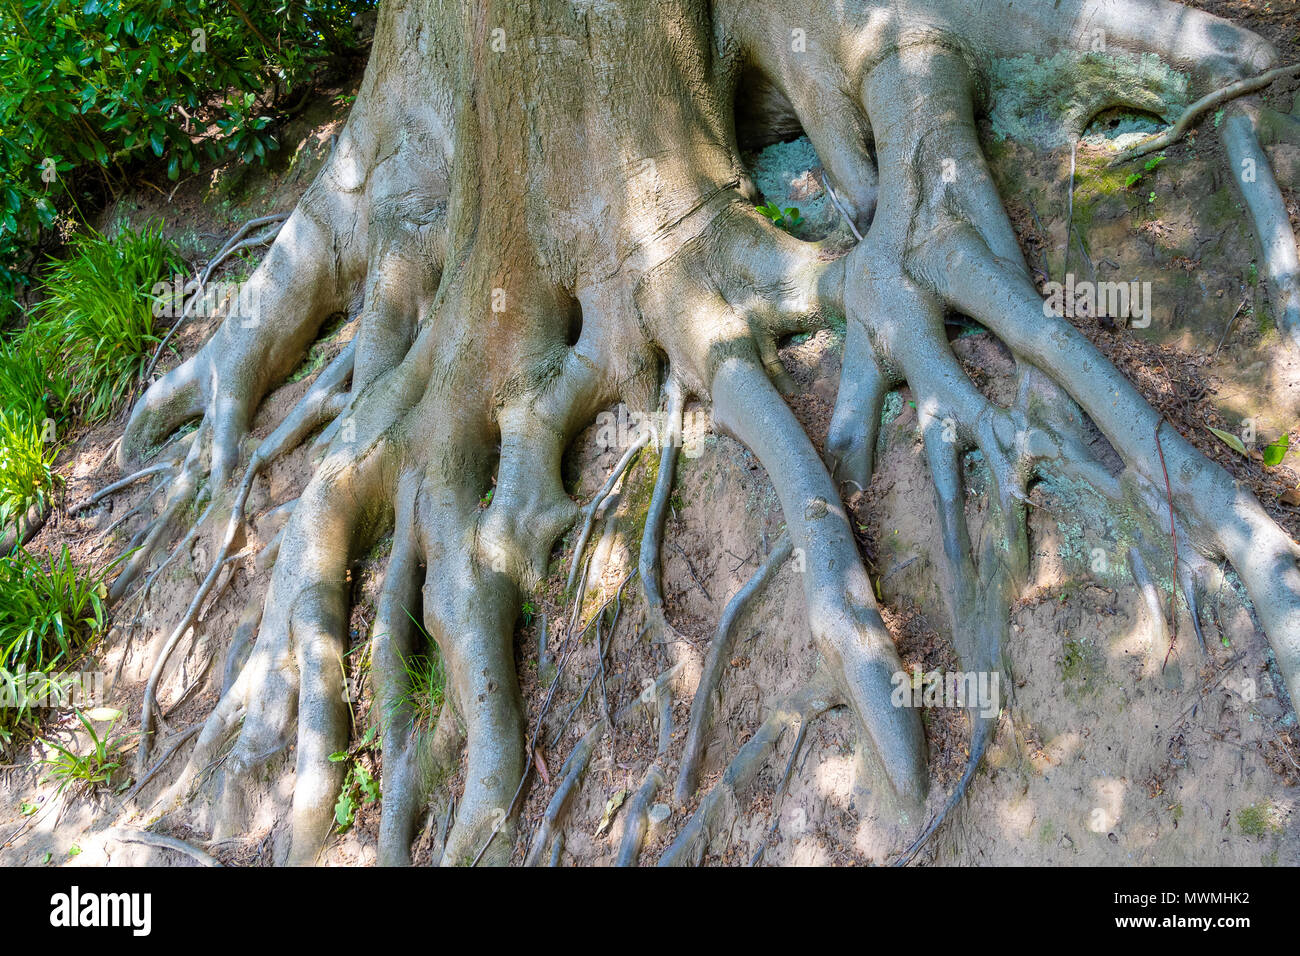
134 340 358 772
114 0 1300 866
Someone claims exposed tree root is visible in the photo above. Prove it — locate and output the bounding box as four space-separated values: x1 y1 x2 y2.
1220 103 1300 341
525 663 682 866
1129 545 1172 653
614 679 674 866
141 213 292 388
105 827 221 867
135 339 357 771
70 463 174 515
676 533 792 804
659 681 840 867
750 707 812 866
121 724 201 805
522 720 600 867
1113 62 1300 164
90 484 165 553
715 353 929 806
0 498 50 554
638 380 686 644
567 430 651 594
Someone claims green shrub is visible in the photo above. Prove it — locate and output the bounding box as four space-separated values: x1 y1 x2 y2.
0 0 375 316
28 223 183 422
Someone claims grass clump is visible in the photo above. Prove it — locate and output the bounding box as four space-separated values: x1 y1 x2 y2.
0 545 113 746
397 651 447 733
0 336 67 542
0 336 68 426
28 223 182 423
0 408 57 531
383 609 448 739
39 709 132 796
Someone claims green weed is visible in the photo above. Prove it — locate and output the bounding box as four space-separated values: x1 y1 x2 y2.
39 708 131 796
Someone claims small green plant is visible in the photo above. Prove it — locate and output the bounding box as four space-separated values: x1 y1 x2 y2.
756 201 804 230
1262 432 1290 467
396 652 446 728
1147 190 1156 204
39 709 131 796
28 223 183 423
330 725 380 833
0 545 110 672
521 600 536 626
0 669 84 748
1124 154 1165 189
392 609 447 734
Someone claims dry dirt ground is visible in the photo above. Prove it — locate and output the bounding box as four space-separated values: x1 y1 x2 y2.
2 3 1299 866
